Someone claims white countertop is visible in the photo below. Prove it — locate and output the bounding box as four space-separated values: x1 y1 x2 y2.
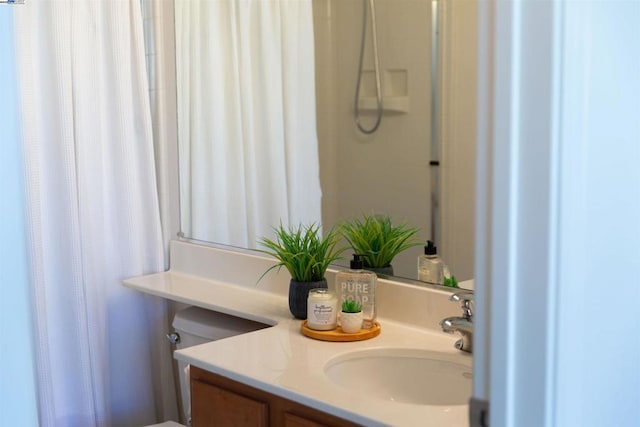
124 269 471 427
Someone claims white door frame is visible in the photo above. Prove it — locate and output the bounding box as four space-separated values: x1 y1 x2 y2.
474 1 640 426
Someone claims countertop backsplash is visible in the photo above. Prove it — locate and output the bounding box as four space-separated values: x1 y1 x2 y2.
167 239 463 331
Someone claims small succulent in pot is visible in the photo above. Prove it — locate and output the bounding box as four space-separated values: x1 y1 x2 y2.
340 299 363 334
339 214 421 274
258 222 347 319
341 299 362 314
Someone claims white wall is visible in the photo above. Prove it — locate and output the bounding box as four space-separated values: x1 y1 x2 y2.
0 8 39 426
313 0 432 278
553 2 640 425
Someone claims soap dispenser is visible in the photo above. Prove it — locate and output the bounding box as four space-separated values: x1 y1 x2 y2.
418 240 444 285
335 254 377 329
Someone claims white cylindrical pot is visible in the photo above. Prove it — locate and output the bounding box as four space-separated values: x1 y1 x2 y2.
340 311 363 333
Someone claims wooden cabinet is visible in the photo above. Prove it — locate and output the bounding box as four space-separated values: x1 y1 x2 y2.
190 366 359 427
191 379 268 427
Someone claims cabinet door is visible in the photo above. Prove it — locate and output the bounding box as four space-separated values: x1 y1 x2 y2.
191 379 268 427
190 366 359 427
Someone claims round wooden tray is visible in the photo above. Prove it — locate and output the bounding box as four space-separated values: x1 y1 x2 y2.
300 320 381 342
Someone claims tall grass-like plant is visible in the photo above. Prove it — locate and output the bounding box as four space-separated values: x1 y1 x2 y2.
258 223 346 282
339 214 420 269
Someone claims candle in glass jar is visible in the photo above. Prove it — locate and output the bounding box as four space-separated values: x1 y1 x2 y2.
307 288 338 330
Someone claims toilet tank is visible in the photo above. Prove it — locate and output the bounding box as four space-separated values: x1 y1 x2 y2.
171 306 270 425
172 306 269 349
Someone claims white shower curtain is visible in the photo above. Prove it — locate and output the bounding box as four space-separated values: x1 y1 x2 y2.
175 0 323 247
15 1 177 426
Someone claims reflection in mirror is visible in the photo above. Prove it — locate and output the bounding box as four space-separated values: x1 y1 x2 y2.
175 0 323 248
174 0 476 289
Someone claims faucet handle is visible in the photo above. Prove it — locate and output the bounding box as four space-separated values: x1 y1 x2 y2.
450 291 474 302
450 291 474 320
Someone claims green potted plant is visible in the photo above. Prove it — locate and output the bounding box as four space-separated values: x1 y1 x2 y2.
258 223 346 319
339 214 421 275
340 299 363 333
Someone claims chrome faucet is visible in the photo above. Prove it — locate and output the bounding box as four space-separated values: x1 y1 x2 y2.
440 291 474 353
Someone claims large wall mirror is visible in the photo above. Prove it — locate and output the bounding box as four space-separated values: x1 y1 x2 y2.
174 0 477 289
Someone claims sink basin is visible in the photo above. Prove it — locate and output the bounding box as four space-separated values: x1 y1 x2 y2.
324 348 472 406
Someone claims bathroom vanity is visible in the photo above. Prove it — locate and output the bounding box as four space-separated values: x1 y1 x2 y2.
124 241 472 427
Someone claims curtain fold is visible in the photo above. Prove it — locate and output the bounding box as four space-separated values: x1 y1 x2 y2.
175 0 323 247
139 0 182 421
15 1 177 426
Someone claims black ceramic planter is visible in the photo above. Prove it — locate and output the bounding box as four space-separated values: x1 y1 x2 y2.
289 279 328 319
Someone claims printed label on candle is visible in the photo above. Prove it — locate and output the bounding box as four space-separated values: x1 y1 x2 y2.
310 303 335 323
